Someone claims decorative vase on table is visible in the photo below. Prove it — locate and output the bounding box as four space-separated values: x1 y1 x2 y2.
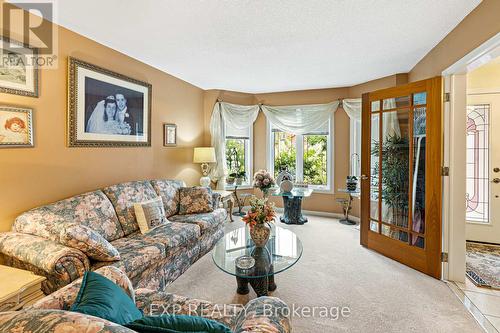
346 176 358 191
250 223 271 247
243 196 276 247
253 169 276 198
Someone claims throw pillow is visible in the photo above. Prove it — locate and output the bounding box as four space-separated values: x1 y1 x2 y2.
71 271 143 325
178 187 214 215
134 197 168 234
60 224 120 261
125 314 232 333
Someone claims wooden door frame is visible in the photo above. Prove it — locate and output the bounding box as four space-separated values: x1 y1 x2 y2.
360 77 443 279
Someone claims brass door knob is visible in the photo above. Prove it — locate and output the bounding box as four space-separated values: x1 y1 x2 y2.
361 175 369 180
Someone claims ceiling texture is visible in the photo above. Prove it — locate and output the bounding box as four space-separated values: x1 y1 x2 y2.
49 0 481 93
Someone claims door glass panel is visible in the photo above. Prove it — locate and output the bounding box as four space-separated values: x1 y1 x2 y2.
381 110 409 229
412 107 426 235
370 220 379 232
383 96 410 110
413 92 427 106
381 224 409 242
466 104 490 223
370 114 380 220
411 235 425 249
371 100 380 112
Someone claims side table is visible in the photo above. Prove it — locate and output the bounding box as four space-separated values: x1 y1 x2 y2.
337 188 360 225
0 265 46 311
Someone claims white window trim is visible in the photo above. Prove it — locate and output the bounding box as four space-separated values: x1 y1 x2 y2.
349 117 362 197
266 117 334 193
224 125 253 190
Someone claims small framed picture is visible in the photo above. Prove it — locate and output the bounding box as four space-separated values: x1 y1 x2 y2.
0 106 34 147
0 36 39 97
163 123 177 147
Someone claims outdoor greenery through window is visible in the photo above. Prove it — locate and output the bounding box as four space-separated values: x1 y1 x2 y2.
270 120 331 190
225 123 252 186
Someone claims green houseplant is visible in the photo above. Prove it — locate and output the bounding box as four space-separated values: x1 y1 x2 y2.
371 134 409 231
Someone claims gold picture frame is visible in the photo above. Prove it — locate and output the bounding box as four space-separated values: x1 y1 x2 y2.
163 123 177 147
0 36 39 97
0 106 34 148
67 57 152 147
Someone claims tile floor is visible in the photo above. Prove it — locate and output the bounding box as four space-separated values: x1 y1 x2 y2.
454 278 500 332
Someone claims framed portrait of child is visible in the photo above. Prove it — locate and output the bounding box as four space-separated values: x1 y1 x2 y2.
0 106 34 148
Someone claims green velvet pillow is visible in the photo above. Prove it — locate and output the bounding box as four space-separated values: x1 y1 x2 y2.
71 271 143 325
125 314 232 333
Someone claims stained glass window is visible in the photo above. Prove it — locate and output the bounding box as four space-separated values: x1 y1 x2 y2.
466 104 490 223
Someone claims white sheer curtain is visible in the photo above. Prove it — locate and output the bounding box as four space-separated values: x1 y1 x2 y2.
342 98 362 121
209 102 259 180
261 101 339 135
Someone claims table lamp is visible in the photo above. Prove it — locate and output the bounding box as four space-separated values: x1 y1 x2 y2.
193 147 216 187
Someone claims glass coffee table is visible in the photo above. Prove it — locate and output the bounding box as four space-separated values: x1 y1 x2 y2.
212 226 303 297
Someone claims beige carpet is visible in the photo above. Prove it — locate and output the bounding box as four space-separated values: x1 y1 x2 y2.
167 216 482 332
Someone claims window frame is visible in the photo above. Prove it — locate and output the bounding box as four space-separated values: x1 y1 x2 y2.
224 124 253 190
266 117 333 193
349 117 362 195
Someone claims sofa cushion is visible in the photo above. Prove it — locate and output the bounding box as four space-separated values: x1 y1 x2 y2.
169 209 227 235
125 314 232 333
150 180 185 217
178 187 214 215
103 181 159 236
14 190 124 242
134 223 201 255
107 237 166 278
60 224 120 261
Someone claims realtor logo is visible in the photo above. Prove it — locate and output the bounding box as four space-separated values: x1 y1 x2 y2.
1 1 58 68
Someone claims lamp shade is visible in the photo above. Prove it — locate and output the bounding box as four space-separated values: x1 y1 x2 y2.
193 147 216 163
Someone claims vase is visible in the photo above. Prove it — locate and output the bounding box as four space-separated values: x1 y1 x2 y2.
261 188 269 198
250 223 271 247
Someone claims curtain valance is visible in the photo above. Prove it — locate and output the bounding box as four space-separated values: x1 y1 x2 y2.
209 98 362 181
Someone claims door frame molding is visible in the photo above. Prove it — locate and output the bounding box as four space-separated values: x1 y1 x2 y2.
441 31 500 282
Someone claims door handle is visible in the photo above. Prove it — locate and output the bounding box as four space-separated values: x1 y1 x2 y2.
493 178 500 184
361 175 369 180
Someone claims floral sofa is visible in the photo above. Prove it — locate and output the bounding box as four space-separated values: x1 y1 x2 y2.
0 266 292 333
0 180 227 294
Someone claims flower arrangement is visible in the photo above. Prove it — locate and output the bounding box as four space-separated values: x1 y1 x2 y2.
242 197 276 229
253 169 276 193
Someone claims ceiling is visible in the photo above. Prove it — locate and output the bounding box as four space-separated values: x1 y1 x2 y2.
49 0 481 93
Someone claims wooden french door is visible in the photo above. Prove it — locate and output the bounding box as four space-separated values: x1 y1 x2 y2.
360 77 443 279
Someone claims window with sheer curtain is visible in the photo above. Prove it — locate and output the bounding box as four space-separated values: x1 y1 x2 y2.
225 122 252 186
268 118 332 191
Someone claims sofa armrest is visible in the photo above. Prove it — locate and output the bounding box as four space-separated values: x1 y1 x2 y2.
135 289 243 329
31 266 134 310
212 191 222 209
234 297 292 333
0 232 90 294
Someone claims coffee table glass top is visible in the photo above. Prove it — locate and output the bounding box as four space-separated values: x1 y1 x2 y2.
212 226 303 279
271 187 313 198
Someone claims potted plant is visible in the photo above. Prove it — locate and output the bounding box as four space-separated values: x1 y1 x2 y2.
346 176 358 191
227 172 237 186
242 197 276 247
236 171 246 185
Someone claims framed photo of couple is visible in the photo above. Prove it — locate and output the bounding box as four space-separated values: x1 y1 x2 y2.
68 57 152 147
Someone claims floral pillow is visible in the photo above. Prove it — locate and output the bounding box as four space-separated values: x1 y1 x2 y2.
178 187 214 215
59 224 120 261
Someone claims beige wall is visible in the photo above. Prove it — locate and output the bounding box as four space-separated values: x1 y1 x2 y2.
0 22 206 231
409 0 500 82
467 57 500 89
